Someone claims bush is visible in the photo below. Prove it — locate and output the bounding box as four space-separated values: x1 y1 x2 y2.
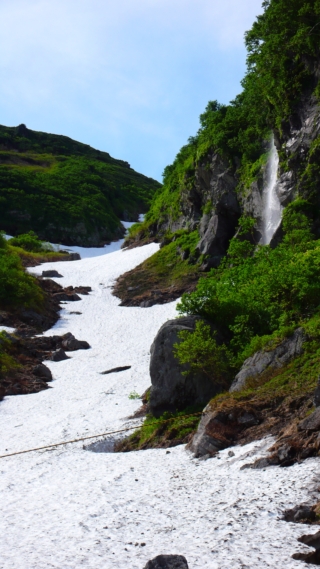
0 247 43 308
8 231 51 252
177 206 320 369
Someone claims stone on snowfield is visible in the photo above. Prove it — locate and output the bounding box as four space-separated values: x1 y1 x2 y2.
143 555 188 569
149 316 222 417
32 364 53 381
51 348 69 362
61 332 90 351
42 270 63 278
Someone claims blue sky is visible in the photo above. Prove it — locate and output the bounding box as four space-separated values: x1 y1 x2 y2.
0 0 263 181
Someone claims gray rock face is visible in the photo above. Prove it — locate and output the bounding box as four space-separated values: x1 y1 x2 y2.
188 404 260 458
298 407 320 432
230 328 306 392
188 407 231 458
149 316 222 417
143 555 188 569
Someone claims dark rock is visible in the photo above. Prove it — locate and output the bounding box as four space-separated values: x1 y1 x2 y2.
188 408 233 458
284 505 316 523
314 377 320 407
67 253 81 261
53 292 81 302
298 407 320 432
100 366 131 375
230 328 306 392
61 332 90 351
237 412 260 427
33 364 53 381
51 348 69 362
298 530 320 550
42 270 63 278
143 555 188 569
20 309 45 327
149 316 223 417
292 530 320 564
276 444 296 466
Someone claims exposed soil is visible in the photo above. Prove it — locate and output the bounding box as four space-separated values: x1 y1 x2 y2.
112 262 199 307
0 278 91 400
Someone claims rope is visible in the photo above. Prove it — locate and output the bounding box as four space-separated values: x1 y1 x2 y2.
0 411 203 459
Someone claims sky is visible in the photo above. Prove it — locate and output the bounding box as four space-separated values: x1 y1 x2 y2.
0 0 264 182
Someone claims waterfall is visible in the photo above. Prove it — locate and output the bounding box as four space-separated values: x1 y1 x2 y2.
261 136 282 245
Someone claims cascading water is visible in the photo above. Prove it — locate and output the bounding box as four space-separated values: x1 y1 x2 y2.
261 136 282 245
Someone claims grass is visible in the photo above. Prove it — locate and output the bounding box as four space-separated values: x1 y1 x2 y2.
115 407 203 452
8 244 69 266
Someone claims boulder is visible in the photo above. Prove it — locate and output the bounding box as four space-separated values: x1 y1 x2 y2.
143 555 188 569
188 409 232 458
149 316 222 417
61 332 90 351
51 348 69 362
188 404 260 458
33 363 53 381
42 270 63 278
230 328 306 392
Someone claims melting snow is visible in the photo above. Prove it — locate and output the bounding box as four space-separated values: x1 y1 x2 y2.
0 242 319 568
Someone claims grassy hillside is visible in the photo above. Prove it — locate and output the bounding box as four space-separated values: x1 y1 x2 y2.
0 124 161 245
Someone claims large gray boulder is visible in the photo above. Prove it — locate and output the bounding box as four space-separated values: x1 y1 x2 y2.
230 328 306 393
143 555 188 569
149 316 222 417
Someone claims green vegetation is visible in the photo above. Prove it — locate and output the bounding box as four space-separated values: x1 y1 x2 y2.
131 0 320 246
8 230 53 252
0 124 160 244
128 391 140 400
115 407 202 451
176 203 320 387
0 232 43 309
0 332 19 377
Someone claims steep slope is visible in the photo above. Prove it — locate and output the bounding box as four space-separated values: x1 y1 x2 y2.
120 0 320 289
0 123 161 246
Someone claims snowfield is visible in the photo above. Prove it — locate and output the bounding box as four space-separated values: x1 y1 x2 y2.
0 241 319 569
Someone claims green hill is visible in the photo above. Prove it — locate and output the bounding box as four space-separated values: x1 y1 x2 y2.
0 124 161 246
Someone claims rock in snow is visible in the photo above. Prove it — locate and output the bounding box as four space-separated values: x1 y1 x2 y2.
143 555 188 569
149 316 223 416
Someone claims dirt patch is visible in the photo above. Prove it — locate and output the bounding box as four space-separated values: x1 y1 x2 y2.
112 263 199 307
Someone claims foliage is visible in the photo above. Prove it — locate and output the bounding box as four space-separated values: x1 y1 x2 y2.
0 238 43 309
174 321 233 385
177 205 320 371
128 391 140 400
8 231 52 252
115 407 202 451
0 125 161 243
0 332 19 376
132 1 320 245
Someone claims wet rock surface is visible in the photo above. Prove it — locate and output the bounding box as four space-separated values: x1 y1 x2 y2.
149 316 223 417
